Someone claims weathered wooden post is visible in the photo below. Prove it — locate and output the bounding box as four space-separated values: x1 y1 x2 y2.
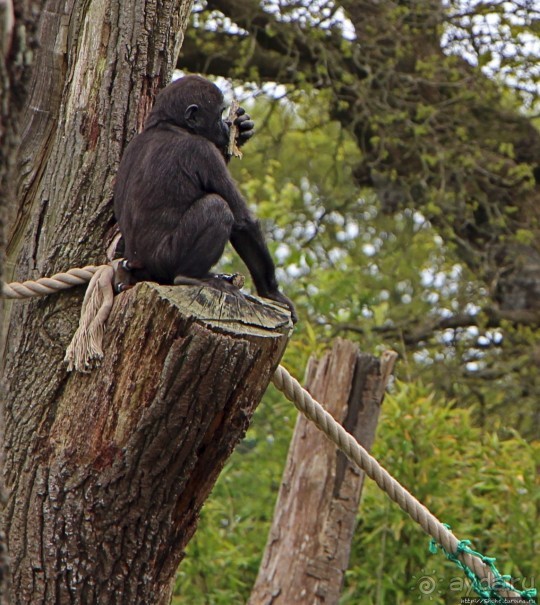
250 339 395 604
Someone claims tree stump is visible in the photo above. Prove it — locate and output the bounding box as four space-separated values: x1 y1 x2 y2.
249 339 395 605
4 282 292 604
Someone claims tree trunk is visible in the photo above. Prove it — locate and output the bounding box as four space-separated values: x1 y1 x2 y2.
4 282 291 603
0 0 214 601
249 339 395 605
0 1 18 596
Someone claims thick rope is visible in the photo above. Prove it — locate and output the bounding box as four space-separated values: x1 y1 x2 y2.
272 364 523 601
64 265 115 372
2 264 114 372
2 266 100 299
1 265 529 599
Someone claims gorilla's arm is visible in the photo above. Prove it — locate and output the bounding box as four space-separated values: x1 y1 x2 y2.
234 107 255 147
196 141 297 320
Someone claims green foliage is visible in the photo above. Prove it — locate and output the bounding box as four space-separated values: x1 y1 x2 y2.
220 91 538 437
172 380 539 604
342 381 539 604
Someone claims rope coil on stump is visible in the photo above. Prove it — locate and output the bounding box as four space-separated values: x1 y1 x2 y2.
1 265 534 602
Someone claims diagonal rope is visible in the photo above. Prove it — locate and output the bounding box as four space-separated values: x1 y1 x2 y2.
272 364 526 601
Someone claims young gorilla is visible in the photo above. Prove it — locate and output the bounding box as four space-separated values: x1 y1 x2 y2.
113 75 296 321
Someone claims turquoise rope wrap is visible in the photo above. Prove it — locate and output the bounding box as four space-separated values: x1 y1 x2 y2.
429 526 537 604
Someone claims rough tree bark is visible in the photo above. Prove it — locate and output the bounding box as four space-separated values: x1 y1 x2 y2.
249 339 395 605
4 282 291 603
0 0 269 601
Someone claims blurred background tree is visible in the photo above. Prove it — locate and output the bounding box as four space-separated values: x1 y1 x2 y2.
171 1 539 603
180 0 540 436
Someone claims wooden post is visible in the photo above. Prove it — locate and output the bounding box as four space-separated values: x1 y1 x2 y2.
249 339 395 605
3 283 292 604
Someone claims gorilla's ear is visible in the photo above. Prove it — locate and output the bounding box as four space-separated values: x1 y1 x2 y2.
185 104 198 125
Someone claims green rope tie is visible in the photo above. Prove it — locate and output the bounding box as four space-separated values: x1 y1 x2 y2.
429 526 537 604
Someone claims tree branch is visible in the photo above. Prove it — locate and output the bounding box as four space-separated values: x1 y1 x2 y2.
333 306 540 346
180 0 366 86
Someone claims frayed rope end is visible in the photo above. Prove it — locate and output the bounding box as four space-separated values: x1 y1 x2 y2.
64 264 115 372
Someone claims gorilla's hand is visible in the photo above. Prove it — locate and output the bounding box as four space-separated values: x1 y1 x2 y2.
234 107 255 147
265 290 298 324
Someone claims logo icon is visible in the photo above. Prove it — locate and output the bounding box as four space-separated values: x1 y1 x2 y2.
410 570 444 601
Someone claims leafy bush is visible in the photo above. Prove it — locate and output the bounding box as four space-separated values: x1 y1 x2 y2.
173 380 539 604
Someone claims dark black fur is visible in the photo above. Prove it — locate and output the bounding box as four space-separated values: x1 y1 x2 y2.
113 75 296 320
